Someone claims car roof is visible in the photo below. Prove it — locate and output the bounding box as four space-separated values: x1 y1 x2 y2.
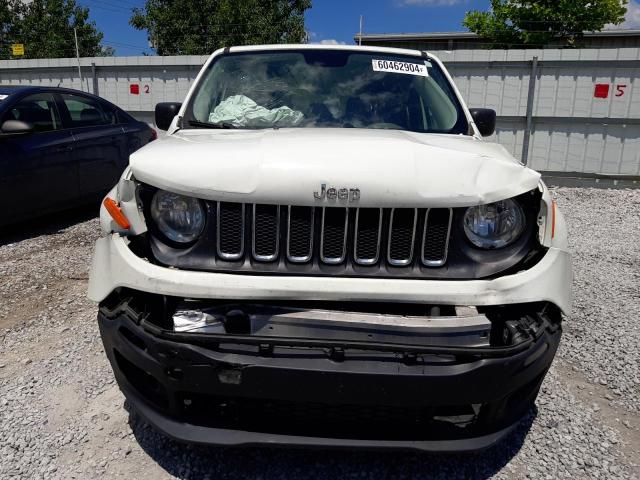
223 43 431 60
0 85 24 96
0 85 120 103
0 85 132 114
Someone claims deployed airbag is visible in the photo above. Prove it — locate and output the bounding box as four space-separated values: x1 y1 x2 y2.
209 95 304 127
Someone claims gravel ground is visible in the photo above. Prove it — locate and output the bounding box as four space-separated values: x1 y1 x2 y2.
0 188 638 480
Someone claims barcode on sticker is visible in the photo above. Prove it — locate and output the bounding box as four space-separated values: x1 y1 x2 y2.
372 59 429 77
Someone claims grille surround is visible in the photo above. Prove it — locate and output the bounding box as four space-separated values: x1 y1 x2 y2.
216 202 245 261
387 208 418 267
421 208 453 267
354 208 383 265
320 207 349 264
286 206 315 263
252 204 280 262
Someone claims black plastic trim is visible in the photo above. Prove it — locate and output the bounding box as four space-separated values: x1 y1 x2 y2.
140 316 555 359
138 185 544 280
124 382 521 453
96 294 561 450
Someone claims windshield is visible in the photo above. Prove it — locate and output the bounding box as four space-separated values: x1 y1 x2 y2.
185 50 469 134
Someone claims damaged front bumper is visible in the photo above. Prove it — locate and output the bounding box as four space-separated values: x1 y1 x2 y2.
98 292 562 452
88 234 572 314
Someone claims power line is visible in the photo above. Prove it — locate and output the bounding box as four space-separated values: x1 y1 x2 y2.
102 0 143 7
78 2 132 14
102 40 151 49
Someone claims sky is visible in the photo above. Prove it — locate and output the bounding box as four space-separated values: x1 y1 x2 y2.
79 0 640 56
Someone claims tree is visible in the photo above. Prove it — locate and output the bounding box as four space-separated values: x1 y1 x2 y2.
0 0 21 59
463 0 628 48
2 0 112 59
130 0 312 56
96 46 116 57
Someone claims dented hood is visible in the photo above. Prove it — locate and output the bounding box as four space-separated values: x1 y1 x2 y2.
130 128 540 207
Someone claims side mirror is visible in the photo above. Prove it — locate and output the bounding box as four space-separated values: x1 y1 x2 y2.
1 119 34 136
469 108 496 137
155 102 182 131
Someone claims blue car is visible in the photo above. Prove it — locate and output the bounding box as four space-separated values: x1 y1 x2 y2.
0 86 155 227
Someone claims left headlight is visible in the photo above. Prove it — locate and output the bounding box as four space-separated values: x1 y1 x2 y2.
150 190 206 244
463 198 525 249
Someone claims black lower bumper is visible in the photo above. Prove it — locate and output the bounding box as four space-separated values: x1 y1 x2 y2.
97 296 561 452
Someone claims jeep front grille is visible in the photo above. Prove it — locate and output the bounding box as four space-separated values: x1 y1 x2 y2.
214 202 452 269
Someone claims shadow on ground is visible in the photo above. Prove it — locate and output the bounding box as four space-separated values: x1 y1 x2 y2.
0 205 98 246
127 403 536 480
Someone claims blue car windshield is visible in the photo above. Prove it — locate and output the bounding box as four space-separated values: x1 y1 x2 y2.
186 49 469 134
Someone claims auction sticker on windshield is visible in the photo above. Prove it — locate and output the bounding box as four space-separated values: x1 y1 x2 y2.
372 59 429 77
0 95 7 101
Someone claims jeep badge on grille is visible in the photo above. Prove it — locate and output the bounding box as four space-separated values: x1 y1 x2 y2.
314 184 360 202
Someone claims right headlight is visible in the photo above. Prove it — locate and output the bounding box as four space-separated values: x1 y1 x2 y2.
150 190 206 244
463 198 525 249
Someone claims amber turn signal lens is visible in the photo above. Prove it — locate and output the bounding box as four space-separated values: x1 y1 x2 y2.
103 198 131 230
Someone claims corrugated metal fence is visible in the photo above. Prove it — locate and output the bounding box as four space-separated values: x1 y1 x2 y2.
0 56 206 125
437 48 640 177
1 49 639 177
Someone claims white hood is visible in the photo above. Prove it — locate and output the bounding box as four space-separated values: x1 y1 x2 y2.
130 128 540 207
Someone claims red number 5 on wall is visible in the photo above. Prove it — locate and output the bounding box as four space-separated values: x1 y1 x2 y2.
615 84 627 97
594 83 628 98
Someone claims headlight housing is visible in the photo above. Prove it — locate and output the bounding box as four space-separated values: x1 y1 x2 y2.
463 198 525 249
150 190 206 244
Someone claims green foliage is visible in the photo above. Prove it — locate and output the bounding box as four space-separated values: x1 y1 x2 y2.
1 0 111 60
463 0 629 47
130 0 312 55
0 0 22 59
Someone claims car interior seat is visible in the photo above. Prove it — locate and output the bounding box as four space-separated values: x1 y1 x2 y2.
10 103 55 132
78 108 104 126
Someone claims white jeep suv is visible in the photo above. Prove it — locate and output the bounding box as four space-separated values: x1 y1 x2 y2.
89 44 571 452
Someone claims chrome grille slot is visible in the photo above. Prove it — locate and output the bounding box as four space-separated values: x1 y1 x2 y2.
388 208 417 266
217 202 245 260
354 208 382 265
320 207 349 264
252 204 280 262
287 206 314 263
422 208 452 267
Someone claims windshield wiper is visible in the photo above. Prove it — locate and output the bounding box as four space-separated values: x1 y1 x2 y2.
188 120 239 129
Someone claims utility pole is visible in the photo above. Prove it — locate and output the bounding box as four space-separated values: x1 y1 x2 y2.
74 27 83 91
359 15 363 45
